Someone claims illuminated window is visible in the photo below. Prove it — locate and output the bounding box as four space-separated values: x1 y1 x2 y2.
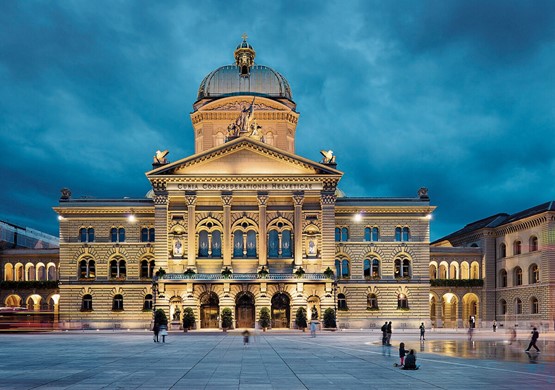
530 297 539 314
529 264 539 284
367 294 378 310
81 294 93 311
397 294 409 309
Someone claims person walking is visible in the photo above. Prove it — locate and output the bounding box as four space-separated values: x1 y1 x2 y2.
153 322 160 343
242 329 250 346
493 320 497 332
525 327 540 353
386 321 392 346
381 322 388 345
419 322 426 341
159 324 168 343
310 320 317 338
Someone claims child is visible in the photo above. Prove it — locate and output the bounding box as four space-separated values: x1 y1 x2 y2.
242 329 250 346
398 342 408 366
402 349 419 370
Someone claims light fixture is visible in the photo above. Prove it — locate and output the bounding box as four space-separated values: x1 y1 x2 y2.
127 209 137 223
425 214 433 220
57 215 64 221
354 213 362 222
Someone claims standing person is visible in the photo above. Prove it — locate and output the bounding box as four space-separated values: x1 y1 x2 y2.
402 349 419 370
242 329 250 346
159 324 168 343
419 322 426 341
525 327 540 353
310 320 317 338
381 322 388 345
153 322 160 343
386 321 392 346
509 326 517 345
397 342 408 367
493 320 497 333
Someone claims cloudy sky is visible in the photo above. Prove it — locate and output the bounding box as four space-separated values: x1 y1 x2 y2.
1 0 555 241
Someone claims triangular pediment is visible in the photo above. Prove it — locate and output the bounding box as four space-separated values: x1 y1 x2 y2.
147 137 342 177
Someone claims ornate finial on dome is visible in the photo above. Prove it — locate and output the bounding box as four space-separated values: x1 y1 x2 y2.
234 34 255 76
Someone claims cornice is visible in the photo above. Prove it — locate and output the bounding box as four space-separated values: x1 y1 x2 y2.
335 206 435 215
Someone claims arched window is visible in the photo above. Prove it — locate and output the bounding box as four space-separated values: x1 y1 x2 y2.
212 230 222 257
514 267 522 286
268 230 279 257
335 227 341 242
397 294 409 309
402 227 410 241
27 264 36 281
267 219 293 258
439 263 447 279
394 227 410 242
499 299 507 315
140 259 155 278
515 298 522 315
110 259 126 279
337 293 347 310
265 132 274 146
4 263 14 281
81 294 93 311
144 294 153 310
47 264 57 280
513 240 522 255
198 231 209 257
87 228 94 242
141 228 148 242
79 259 95 279
470 262 479 279
80 228 95 242
530 297 539 314
364 259 371 278
246 230 257 257
429 264 437 279
281 230 292 257
449 263 458 279
394 258 411 278
529 236 538 252
529 264 539 284
367 294 378 310
111 228 125 243
233 231 244 257
499 243 506 258
364 227 379 242
37 264 46 281
499 269 507 288
112 294 124 311
371 259 380 278
341 227 349 242
395 227 401 241
341 259 350 278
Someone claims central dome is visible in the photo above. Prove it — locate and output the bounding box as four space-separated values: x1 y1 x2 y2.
195 37 293 105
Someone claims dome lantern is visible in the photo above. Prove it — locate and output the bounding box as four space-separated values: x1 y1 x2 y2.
234 33 255 76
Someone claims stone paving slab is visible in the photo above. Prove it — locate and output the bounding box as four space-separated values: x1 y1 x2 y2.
0 331 553 389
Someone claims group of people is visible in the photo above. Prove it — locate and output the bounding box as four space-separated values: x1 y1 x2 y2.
397 342 420 370
153 322 168 343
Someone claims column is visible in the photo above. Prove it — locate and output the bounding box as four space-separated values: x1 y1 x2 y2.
221 192 233 267
153 192 168 271
258 192 268 267
293 192 304 267
320 191 336 269
186 193 197 268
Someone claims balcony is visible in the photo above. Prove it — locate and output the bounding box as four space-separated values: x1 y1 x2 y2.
161 273 328 281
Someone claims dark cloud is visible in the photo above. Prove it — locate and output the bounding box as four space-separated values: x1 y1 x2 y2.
1 0 554 240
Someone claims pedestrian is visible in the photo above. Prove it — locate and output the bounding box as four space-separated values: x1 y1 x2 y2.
397 342 408 367
381 322 388 345
509 326 517 345
419 322 425 341
159 323 168 343
468 325 474 341
402 349 419 370
524 327 540 353
242 329 250 346
386 321 392 345
493 320 497 332
153 322 160 343
310 320 317 338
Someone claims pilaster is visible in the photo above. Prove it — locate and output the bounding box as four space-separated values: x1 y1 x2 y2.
222 192 233 266
293 192 304 267
186 193 197 267
153 193 168 270
258 193 268 267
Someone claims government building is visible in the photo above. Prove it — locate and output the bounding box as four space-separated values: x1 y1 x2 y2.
1 38 553 332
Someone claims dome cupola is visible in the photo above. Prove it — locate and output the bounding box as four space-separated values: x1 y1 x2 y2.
234 33 256 76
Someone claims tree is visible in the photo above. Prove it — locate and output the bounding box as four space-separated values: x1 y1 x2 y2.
154 308 168 326
221 307 233 329
259 307 271 329
323 308 336 329
182 307 196 331
295 307 308 330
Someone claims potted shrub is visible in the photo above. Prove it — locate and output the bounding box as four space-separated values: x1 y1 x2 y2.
154 308 168 326
323 308 336 330
259 307 271 331
294 266 305 278
182 307 196 332
323 267 334 279
155 268 166 278
257 266 269 278
184 268 196 277
221 307 233 331
221 267 233 279
295 307 308 331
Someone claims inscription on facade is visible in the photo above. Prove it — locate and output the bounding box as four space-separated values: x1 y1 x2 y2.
173 183 321 191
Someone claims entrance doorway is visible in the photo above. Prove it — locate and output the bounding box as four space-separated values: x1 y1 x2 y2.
200 292 219 328
271 293 290 328
235 293 255 328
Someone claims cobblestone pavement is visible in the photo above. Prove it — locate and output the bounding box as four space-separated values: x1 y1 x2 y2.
0 330 553 389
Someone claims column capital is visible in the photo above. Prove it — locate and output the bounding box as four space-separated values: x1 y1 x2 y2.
185 192 197 206
292 192 304 207
257 192 269 206
221 192 233 206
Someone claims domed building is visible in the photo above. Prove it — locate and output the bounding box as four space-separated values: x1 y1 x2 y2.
52 37 435 330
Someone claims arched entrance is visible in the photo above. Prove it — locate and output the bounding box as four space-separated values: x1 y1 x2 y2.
235 293 255 328
200 292 219 328
462 293 479 328
271 293 290 328
442 293 458 328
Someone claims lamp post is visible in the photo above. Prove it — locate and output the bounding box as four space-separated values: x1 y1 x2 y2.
333 278 338 328
151 276 158 328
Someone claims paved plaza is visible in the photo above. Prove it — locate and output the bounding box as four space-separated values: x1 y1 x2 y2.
0 329 554 389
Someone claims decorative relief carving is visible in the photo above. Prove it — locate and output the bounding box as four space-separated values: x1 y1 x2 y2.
221 193 233 206
257 193 269 206
185 193 197 207
292 192 305 206
153 195 168 205
208 101 285 112
320 192 336 206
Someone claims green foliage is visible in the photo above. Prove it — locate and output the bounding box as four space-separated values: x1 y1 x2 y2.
295 307 308 329
323 308 337 328
183 268 196 277
259 307 271 329
0 280 58 289
221 267 233 278
221 307 233 329
155 268 166 278
257 266 269 278
154 308 168 325
430 279 483 287
182 307 196 330
294 267 305 278
323 267 334 279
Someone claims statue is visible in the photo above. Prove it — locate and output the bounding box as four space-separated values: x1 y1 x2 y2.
226 98 256 138
173 238 183 257
320 150 336 164
173 308 181 321
311 305 318 320
153 150 169 164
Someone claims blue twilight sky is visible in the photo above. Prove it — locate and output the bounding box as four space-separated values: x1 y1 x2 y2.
1 0 555 241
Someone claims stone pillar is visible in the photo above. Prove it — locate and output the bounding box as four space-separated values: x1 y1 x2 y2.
320 191 336 269
293 192 304 267
222 192 233 267
153 192 169 270
186 193 197 268
258 193 268 267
